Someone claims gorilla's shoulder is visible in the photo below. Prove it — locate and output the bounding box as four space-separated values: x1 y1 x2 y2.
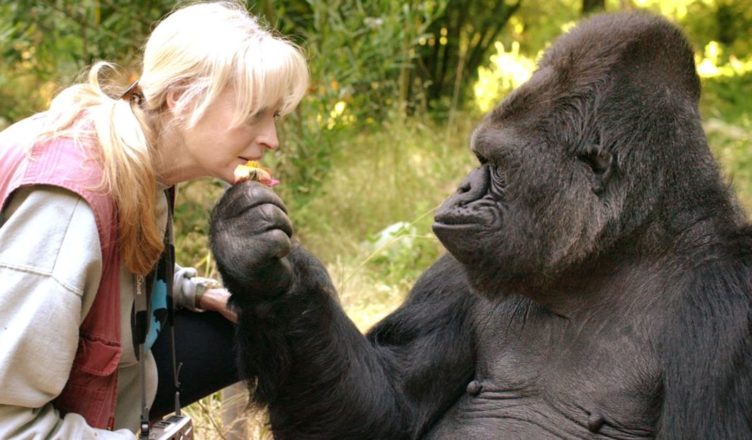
367 253 483 344
381 253 481 320
410 254 473 297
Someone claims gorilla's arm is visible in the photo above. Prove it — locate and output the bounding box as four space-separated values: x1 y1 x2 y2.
365 254 479 436
236 250 476 439
211 183 478 439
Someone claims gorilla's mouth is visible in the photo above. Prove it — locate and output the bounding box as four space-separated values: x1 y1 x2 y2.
431 222 481 242
433 198 501 229
433 163 503 237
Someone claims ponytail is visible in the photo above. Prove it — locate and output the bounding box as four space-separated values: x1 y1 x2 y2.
41 62 163 276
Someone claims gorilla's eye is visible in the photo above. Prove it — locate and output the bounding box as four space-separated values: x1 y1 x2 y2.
577 135 611 176
489 165 506 188
579 150 612 175
474 151 489 165
577 145 615 196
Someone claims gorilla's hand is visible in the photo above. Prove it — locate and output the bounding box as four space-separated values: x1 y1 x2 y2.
210 181 294 300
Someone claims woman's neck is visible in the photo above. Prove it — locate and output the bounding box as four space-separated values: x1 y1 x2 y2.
150 116 203 186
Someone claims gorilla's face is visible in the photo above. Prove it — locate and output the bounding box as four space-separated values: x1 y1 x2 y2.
433 66 623 295
431 13 706 297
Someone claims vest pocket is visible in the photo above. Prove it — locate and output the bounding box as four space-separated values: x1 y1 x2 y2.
53 334 122 429
75 334 122 376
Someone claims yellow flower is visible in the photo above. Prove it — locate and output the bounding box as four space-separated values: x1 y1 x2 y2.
233 160 278 187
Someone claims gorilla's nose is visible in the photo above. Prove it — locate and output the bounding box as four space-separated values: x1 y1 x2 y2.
434 165 490 225
454 165 490 205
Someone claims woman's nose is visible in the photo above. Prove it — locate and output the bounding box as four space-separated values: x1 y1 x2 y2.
260 123 279 150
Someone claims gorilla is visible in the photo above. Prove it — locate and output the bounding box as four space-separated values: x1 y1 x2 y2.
209 11 752 440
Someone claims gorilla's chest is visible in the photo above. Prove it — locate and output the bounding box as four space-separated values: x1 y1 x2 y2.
427 298 661 439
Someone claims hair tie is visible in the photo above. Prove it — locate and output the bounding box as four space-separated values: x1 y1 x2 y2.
120 80 145 106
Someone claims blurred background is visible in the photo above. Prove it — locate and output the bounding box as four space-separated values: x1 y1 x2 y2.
1 0 749 438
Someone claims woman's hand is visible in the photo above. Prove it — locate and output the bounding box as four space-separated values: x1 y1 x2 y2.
198 287 238 323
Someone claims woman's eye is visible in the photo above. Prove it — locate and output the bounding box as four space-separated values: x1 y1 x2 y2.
246 113 262 125
248 111 281 125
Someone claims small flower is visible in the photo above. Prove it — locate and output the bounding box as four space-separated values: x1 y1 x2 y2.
234 160 278 187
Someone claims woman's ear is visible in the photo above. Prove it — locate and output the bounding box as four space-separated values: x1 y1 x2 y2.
165 86 183 112
164 78 197 113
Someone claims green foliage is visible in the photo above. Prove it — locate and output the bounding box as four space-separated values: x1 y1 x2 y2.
491 0 581 55
363 219 440 290
172 179 226 275
255 0 451 202
413 0 522 114
282 0 446 118
257 0 523 116
272 114 474 297
702 72 752 211
0 1 174 121
675 0 752 55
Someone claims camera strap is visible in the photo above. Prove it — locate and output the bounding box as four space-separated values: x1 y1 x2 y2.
136 187 182 439
134 277 149 439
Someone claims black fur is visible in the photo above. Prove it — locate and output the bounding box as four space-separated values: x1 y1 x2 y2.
210 11 752 439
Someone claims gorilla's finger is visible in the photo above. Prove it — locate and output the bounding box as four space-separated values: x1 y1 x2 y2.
226 256 293 302
217 181 287 220
223 202 293 238
212 228 291 275
246 182 287 213
251 228 293 260
249 203 294 238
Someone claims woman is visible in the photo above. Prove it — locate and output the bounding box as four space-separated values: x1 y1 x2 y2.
0 1 308 438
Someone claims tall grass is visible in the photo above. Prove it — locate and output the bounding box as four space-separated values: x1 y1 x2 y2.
280 115 479 325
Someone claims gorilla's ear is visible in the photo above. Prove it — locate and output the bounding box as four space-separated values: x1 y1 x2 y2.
578 141 615 196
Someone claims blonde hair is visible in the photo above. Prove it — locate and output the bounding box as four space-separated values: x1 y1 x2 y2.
38 1 308 276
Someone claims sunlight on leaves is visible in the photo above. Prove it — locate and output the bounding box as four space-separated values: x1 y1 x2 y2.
696 41 752 79
631 0 700 20
473 41 537 113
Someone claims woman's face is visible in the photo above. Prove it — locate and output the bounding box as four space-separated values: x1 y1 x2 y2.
173 87 280 184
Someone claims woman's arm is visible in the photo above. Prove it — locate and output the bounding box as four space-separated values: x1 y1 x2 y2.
172 265 237 322
0 186 136 439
